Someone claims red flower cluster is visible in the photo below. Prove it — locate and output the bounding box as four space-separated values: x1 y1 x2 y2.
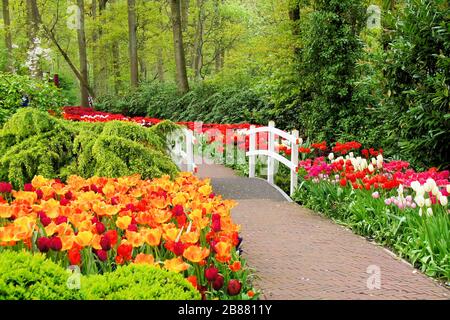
311 141 327 151
332 141 362 155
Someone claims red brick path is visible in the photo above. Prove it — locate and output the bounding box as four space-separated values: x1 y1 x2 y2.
197 164 449 300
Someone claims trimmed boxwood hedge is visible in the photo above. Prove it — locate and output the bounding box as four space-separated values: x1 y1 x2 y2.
0 251 200 300
0 250 83 300
81 264 201 300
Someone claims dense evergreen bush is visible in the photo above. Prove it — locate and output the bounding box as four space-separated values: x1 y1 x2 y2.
82 264 200 300
0 108 179 188
0 72 66 125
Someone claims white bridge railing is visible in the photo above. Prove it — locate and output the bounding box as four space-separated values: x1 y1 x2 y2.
169 128 196 173
246 121 299 197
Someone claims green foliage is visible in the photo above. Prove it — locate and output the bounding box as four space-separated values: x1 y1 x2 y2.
0 108 179 188
96 81 268 124
0 251 200 300
0 72 66 125
0 250 83 300
379 0 450 169
295 0 367 142
81 264 201 300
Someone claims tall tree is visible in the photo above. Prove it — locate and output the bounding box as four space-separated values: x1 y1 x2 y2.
2 0 13 72
170 0 189 93
26 0 42 78
127 0 138 87
192 0 204 80
77 0 90 107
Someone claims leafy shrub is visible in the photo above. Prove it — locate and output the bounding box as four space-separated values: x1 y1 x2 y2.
0 251 83 300
0 108 179 188
96 81 268 124
380 0 450 169
81 264 201 300
0 72 66 125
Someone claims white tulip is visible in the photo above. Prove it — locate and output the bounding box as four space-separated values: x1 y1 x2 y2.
418 208 423 216
371 158 377 165
368 164 375 173
447 185 450 194
415 195 425 208
410 181 420 191
398 184 404 196
349 152 354 158
431 185 439 196
426 178 436 188
439 196 448 206
426 208 433 216
416 185 425 197
376 154 383 162
328 153 334 161
425 198 432 207
424 182 432 193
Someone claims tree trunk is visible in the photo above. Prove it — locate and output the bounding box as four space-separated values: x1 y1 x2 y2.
156 47 165 82
192 0 204 80
112 42 121 94
91 0 98 95
288 1 300 36
77 0 89 107
2 0 13 72
26 0 42 78
170 0 189 93
127 0 139 87
180 0 189 31
214 0 224 73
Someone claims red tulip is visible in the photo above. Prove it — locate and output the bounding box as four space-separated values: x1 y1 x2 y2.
212 274 224 290
205 266 219 281
50 237 62 251
100 235 111 251
227 279 241 296
96 249 108 262
37 237 51 252
95 222 106 234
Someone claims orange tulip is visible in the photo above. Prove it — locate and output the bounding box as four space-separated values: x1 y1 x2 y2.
180 231 200 244
134 253 155 265
74 231 93 247
183 245 210 263
144 228 162 246
229 261 241 272
215 241 232 263
116 215 132 230
164 257 190 273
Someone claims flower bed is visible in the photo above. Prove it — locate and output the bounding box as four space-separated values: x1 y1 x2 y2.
0 173 258 300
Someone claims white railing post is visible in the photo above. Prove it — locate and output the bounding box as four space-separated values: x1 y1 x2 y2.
249 125 256 178
185 129 194 172
267 121 275 184
290 130 299 197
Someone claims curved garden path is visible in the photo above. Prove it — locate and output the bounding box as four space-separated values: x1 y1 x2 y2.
196 164 449 300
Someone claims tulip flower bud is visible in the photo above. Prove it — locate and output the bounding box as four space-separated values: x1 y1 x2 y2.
424 182 432 193
447 185 450 194
398 184 404 196
415 196 425 208
418 208 423 216
371 158 377 165
425 198 432 207
368 164 374 173
439 196 448 206
328 153 334 161
416 186 425 197
426 208 433 216
431 186 439 196
410 181 420 191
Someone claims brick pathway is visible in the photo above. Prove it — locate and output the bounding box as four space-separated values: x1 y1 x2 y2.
196 164 450 300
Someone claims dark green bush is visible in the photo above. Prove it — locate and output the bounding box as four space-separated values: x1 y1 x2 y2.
0 108 179 188
82 264 200 300
0 250 83 300
96 81 268 124
0 72 66 125
380 0 450 169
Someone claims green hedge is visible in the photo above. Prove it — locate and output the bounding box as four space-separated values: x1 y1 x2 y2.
0 108 179 188
82 264 200 300
0 251 83 300
0 251 200 300
0 72 66 125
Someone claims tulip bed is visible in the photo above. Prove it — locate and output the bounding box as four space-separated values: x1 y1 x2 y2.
0 173 258 300
61 107 450 282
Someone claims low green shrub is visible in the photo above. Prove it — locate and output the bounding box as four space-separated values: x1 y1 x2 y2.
0 108 179 188
0 250 83 300
0 72 66 125
81 264 201 300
